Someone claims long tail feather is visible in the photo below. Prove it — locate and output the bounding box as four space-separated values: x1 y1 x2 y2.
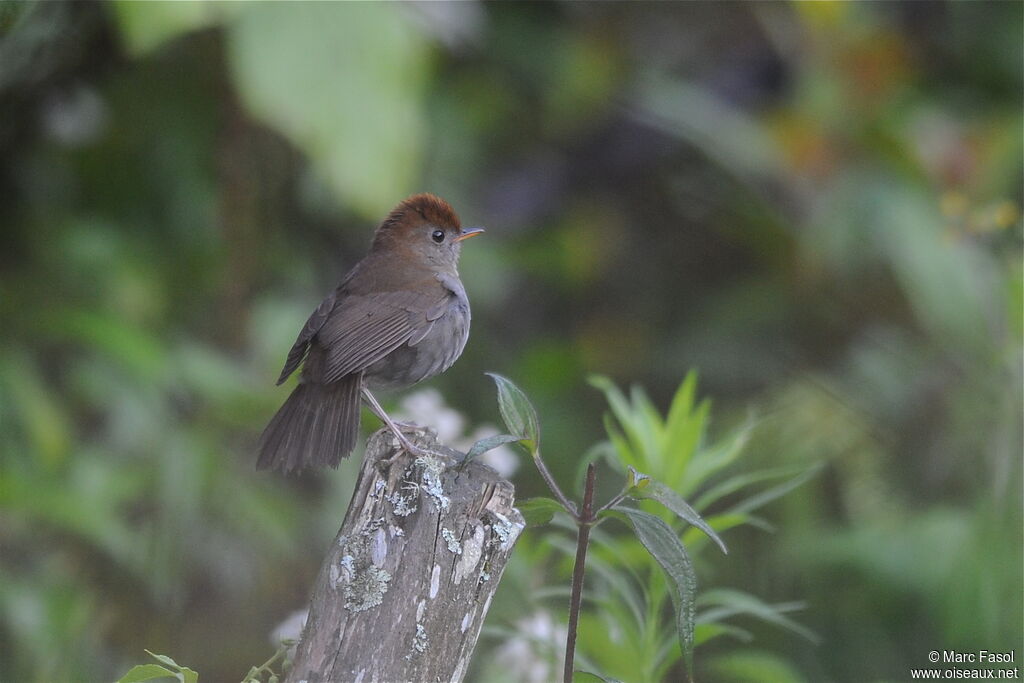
256 373 362 473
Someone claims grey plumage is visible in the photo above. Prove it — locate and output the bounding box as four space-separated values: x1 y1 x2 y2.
256 194 480 474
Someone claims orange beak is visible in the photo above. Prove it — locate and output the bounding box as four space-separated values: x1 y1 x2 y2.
454 227 485 242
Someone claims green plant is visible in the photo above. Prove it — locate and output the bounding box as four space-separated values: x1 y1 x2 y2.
483 372 817 682
115 640 294 683
116 651 197 683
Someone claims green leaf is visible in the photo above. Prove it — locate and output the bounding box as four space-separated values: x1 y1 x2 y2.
694 622 754 646
590 376 651 467
603 506 698 682
40 308 167 382
664 370 698 434
663 372 709 486
726 463 822 516
627 467 651 489
464 434 522 462
665 398 710 489
226 2 429 217
574 671 625 683
486 373 541 450
143 650 179 668
578 539 647 631
142 651 198 683
116 664 179 683
706 650 809 683
113 1 233 56
517 497 564 526
679 416 754 495
602 414 638 468
627 470 727 554
692 466 809 513
0 353 71 467
682 513 749 550
629 384 663 462
697 589 819 643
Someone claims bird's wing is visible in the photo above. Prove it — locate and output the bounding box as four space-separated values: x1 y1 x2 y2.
407 294 452 346
314 288 450 384
276 290 338 385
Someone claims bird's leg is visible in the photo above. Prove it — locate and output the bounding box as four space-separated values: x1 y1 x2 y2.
361 388 428 467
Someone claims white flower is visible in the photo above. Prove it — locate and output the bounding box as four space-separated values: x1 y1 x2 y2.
270 608 307 648
396 389 520 477
493 611 566 683
398 388 465 442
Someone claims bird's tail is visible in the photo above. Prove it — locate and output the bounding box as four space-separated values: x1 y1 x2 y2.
256 373 363 473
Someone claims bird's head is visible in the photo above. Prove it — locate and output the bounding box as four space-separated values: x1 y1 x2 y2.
371 193 484 272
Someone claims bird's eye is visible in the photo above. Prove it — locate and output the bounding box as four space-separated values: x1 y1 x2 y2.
431 229 445 243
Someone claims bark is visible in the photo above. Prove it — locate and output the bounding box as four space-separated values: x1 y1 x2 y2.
285 427 524 683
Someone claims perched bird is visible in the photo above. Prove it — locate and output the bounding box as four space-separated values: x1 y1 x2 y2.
257 194 484 473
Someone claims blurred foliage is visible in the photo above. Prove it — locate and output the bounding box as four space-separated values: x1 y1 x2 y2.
0 1 1020 682
478 374 817 682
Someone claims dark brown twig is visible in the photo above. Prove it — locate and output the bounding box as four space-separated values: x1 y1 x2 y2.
563 463 597 683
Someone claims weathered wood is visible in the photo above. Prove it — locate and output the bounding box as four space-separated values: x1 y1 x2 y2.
285 427 525 683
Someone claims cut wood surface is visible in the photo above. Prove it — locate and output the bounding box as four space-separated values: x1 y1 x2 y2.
285 427 525 683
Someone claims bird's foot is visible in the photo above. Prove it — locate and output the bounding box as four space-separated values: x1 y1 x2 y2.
362 388 444 472
376 427 444 473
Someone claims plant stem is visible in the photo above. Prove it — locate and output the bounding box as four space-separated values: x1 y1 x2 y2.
241 640 293 683
533 451 578 516
563 463 597 683
595 488 628 515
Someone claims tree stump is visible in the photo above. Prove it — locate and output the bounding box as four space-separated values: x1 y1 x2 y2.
285 427 525 683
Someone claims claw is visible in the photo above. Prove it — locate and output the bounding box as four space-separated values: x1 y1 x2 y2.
375 431 428 473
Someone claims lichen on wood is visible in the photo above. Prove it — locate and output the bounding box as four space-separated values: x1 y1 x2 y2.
285 427 524 683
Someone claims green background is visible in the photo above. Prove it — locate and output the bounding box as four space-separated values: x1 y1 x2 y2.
0 2 1020 681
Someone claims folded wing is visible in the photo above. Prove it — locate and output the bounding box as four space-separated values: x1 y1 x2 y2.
315 288 450 384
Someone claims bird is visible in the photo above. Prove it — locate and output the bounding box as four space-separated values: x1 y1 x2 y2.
256 193 484 473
